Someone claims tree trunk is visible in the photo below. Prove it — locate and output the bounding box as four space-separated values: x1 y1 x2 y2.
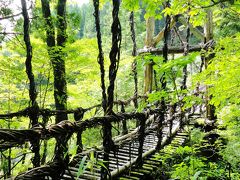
144 17 155 93
41 0 68 123
55 0 68 122
204 9 216 120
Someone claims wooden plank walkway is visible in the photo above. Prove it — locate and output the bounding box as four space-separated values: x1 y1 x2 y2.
117 131 189 179
62 118 184 180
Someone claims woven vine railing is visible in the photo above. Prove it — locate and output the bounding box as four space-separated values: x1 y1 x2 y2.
0 102 170 179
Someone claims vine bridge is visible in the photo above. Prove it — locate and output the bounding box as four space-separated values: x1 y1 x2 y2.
0 97 202 180
0 0 213 179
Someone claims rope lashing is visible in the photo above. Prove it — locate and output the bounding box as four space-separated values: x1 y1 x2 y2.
132 59 138 109
74 107 84 153
73 107 84 121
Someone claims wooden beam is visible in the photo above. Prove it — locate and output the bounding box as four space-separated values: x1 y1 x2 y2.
138 45 202 55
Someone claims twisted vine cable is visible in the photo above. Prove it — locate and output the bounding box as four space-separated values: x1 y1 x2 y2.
156 1 171 151
93 0 107 112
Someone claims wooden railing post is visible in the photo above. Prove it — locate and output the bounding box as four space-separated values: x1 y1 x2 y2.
101 119 113 179
156 109 163 151
169 104 176 137
121 103 128 135
136 114 146 166
41 114 49 165
74 108 84 153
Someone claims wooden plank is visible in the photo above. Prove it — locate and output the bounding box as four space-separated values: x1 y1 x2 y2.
129 170 144 177
118 148 138 156
144 159 161 166
62 174 87 180
142 163 158 169
111 121 181 178
121 175 140 180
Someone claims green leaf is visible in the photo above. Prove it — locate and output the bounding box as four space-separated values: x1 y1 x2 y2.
162 7 173 16
77 155 88 179
155 52 199 74
193 170 202 179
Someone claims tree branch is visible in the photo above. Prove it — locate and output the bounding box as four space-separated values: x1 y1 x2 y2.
0 6 32 21
0 32 23 35
0 12 22 21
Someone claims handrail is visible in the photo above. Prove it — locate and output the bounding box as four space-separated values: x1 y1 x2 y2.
0 95 146 119
14 107 189 180
13 108 161 179
0 109 159 150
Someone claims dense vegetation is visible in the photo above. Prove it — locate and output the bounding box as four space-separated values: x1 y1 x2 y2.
0 0 239 179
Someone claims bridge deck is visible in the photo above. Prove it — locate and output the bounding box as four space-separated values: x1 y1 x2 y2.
62 119 182 180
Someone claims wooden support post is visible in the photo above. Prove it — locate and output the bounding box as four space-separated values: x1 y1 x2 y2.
169 104 176 137
136 115 146 166
156 110 163 150
101 120 113 179
121 103 128 135
41 115 49 165
74 108 84 153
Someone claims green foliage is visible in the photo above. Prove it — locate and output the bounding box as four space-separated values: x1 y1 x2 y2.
153 52 199 74
122 0 140 11
190 128 205 144
146 52 199 105
214 4 240 37
76 151 109 179
171 157 206 180
196 33 240 111
148 90 168 103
